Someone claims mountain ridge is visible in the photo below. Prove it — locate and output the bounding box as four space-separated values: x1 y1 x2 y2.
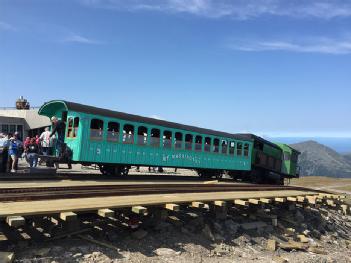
290 140 351 178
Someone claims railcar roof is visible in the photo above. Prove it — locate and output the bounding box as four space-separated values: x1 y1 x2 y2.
39 100 251 142
235 133 280 149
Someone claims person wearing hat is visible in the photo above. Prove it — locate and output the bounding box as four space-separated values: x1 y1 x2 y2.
49 116 66 156
7 132 23 172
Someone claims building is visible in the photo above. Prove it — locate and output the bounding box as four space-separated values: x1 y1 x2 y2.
0 97 50 140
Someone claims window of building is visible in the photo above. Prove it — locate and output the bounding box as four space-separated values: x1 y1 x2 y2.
9 125 16 134
163 130 172 148
244 143 249 157
150 128 160 147
229 141 235 155
237 142 243 156
67 117 74 137
185 134 193 150
221 139 228 154
1 124 8 134
123 124 134 144
213 138 219 153
90 119 104 140
204 137 211 152
137 126 148 145
175 132 183 149
195 135 202 151
107 122 119 142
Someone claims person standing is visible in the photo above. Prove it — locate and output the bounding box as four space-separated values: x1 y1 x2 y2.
26 138 39 168
49 116 66 156
8 133 23 173
39 127 51 156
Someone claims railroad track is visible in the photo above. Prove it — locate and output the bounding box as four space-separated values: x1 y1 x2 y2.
0 183 320 202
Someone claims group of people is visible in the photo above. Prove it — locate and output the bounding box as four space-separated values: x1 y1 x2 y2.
0 116 65 173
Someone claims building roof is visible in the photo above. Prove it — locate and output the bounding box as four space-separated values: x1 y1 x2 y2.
39 100 251 141
0 109 50 129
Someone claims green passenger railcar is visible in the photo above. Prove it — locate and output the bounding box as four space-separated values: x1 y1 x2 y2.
275 143 300 177
39 100 253 176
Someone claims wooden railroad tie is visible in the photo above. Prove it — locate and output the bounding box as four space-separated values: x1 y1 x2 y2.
60 212 77 222
6 216 25 228
191 201 205 208
234 199 248 206
98 208 115 218
259 198 272 204
164 203 180 212
213 200 227 207
296 196 306 203
287 197 297 202
248 199 261 205
131 206 148 215
274 197 287 203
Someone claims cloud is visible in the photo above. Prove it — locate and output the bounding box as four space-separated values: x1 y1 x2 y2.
0 21 16 31
62 33 103 44
225 36 351 54
80 0 351 19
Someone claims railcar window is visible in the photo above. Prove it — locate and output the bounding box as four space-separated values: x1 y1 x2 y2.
221 140 228 154
283 151 291 161
204 137 211 152
150 128 160 147
107 122 120 142
73 117 79 137
237 142 243 156
195 135 202 151
123 124 134 144
291 152 298 163
185 134 193 150
163 130 172 148
137 126 148 145
213 138 219 153
90 119 104 140
275 159 282 171
175 132 183 149
244 144 249 157
67 117 74 138
229 141 235 155
268 156 274 169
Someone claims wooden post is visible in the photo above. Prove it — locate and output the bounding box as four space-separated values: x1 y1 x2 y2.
214 200 226 207
131 206 148 215
259 198 272 204
274 197 286 203
248 199 261 205
164 203 180 212
60 212 77 222
98 209 115 218
191 201 205 208
234 199 248 206
6 216 25 228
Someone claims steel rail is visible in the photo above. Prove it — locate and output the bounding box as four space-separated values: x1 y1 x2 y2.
0 184 319 202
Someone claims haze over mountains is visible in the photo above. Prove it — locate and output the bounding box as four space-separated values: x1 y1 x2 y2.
291 141 351 178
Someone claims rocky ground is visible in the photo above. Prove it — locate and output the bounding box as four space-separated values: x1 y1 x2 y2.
2 199 350 263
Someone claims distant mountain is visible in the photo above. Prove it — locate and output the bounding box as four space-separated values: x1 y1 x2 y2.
291 140 351 178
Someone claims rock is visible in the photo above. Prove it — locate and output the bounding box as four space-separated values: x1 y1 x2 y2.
224 219 239 234
131 229 148 240
202 224 215 241
0 252 15 263
35 248 51 257
267 239 277 251
295 210 305 222
297 234 309 243
241 221 267 230
73 253 83 258
84 254 92 259
308 247 328 255
154 248 180 256
273 256 289 263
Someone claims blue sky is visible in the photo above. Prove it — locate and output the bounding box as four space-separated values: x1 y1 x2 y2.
1 0 351 138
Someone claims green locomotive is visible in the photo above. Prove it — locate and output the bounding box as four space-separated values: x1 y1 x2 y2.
38 100 299 184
